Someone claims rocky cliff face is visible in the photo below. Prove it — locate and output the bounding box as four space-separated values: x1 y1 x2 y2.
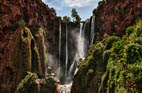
94 0 142 37
71 0 142 93
0 0 59 92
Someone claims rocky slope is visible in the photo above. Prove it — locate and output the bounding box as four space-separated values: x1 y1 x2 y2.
0 0 59 92
94 0 142 38
71 0 142 93
72 20 142 93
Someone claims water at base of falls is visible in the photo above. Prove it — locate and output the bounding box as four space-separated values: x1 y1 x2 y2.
57 83 72 93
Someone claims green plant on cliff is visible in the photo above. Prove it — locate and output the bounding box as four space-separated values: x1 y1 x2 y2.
15 72 38 93
72 41 105 93
73 20 142 93
16 72 57 93
105 36 120 49
63 16 71 22
99 20 142 93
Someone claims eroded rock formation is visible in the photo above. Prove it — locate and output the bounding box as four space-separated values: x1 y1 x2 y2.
71 0 142 93
0 0 59 92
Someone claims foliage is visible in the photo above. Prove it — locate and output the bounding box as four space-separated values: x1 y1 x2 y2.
73 20 142 93
71 8 81 22
126 26 135 36
15 72 57 93
15 72 38 93
100 20 142 92
63 16 71 22
51 8 56 15
105 36 120 49
93 8 97 15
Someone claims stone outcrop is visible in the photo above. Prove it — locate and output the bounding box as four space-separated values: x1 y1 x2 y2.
94 0 142 37
72 20 142 93
71 0 142 93
0 27 42 92
0 0 59 92
15 72 57 93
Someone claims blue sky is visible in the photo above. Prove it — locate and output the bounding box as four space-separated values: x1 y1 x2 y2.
42 0 101 21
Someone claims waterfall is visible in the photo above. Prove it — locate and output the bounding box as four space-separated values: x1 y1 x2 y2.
65 23 68 81
59 21 62 66
68 23 86 82
77 23 85 60
57 21 62 80
58 22 87 93
90 16 95 45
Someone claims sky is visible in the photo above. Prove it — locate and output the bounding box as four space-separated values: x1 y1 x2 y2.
42 0 101 21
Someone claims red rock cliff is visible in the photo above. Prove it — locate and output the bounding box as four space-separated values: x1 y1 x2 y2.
0 0 59 92
94 0 142 37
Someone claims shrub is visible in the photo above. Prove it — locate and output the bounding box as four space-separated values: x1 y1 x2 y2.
105 36 120 49
125 44 142 64
126 26 134 36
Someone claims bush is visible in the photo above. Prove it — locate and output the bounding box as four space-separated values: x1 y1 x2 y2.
103 50 111 63
126 26 134 36
105 36 120 49
125 44 142 64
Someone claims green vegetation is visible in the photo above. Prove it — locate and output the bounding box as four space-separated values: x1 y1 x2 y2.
15 72 38 93
100 20 142 92
105 36 120 49
15 72 57 93
71 8 81 23
72 41 105 93
63 16 71 22
51 8 56 16
73 20 142 93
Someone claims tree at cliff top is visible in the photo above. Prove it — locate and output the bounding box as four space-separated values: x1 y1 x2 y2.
51 8 57 16
63 16 71 22
71 8 81 23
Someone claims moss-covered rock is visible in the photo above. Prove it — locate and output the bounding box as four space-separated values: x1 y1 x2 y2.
71 41 105 93
72 20 142 93
100 20 142 93
15 72 57 93
105 36 120 50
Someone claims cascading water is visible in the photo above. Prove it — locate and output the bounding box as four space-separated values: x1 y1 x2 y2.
65 23 69 80
57 22 87 93
68 23 86 79
57 21 62 80
77 23 86 60
59 21 62 66
90 16 95 45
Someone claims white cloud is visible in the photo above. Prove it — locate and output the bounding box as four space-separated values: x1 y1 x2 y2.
64 0 94 7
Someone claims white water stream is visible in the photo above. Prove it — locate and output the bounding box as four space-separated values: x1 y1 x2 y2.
90 16 95 45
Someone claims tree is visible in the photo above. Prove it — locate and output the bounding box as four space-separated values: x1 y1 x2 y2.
71 8 81 22
51 8 56 15
93 8 97 15
63 16 71 22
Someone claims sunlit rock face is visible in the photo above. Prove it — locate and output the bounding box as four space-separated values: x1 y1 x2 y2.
0 0 59 92
94 0 142 37
71 0 142 93
0 27 42 92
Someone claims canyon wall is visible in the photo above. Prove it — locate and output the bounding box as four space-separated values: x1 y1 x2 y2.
71 0 142 93
94 0 142 37
0 0 59 92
